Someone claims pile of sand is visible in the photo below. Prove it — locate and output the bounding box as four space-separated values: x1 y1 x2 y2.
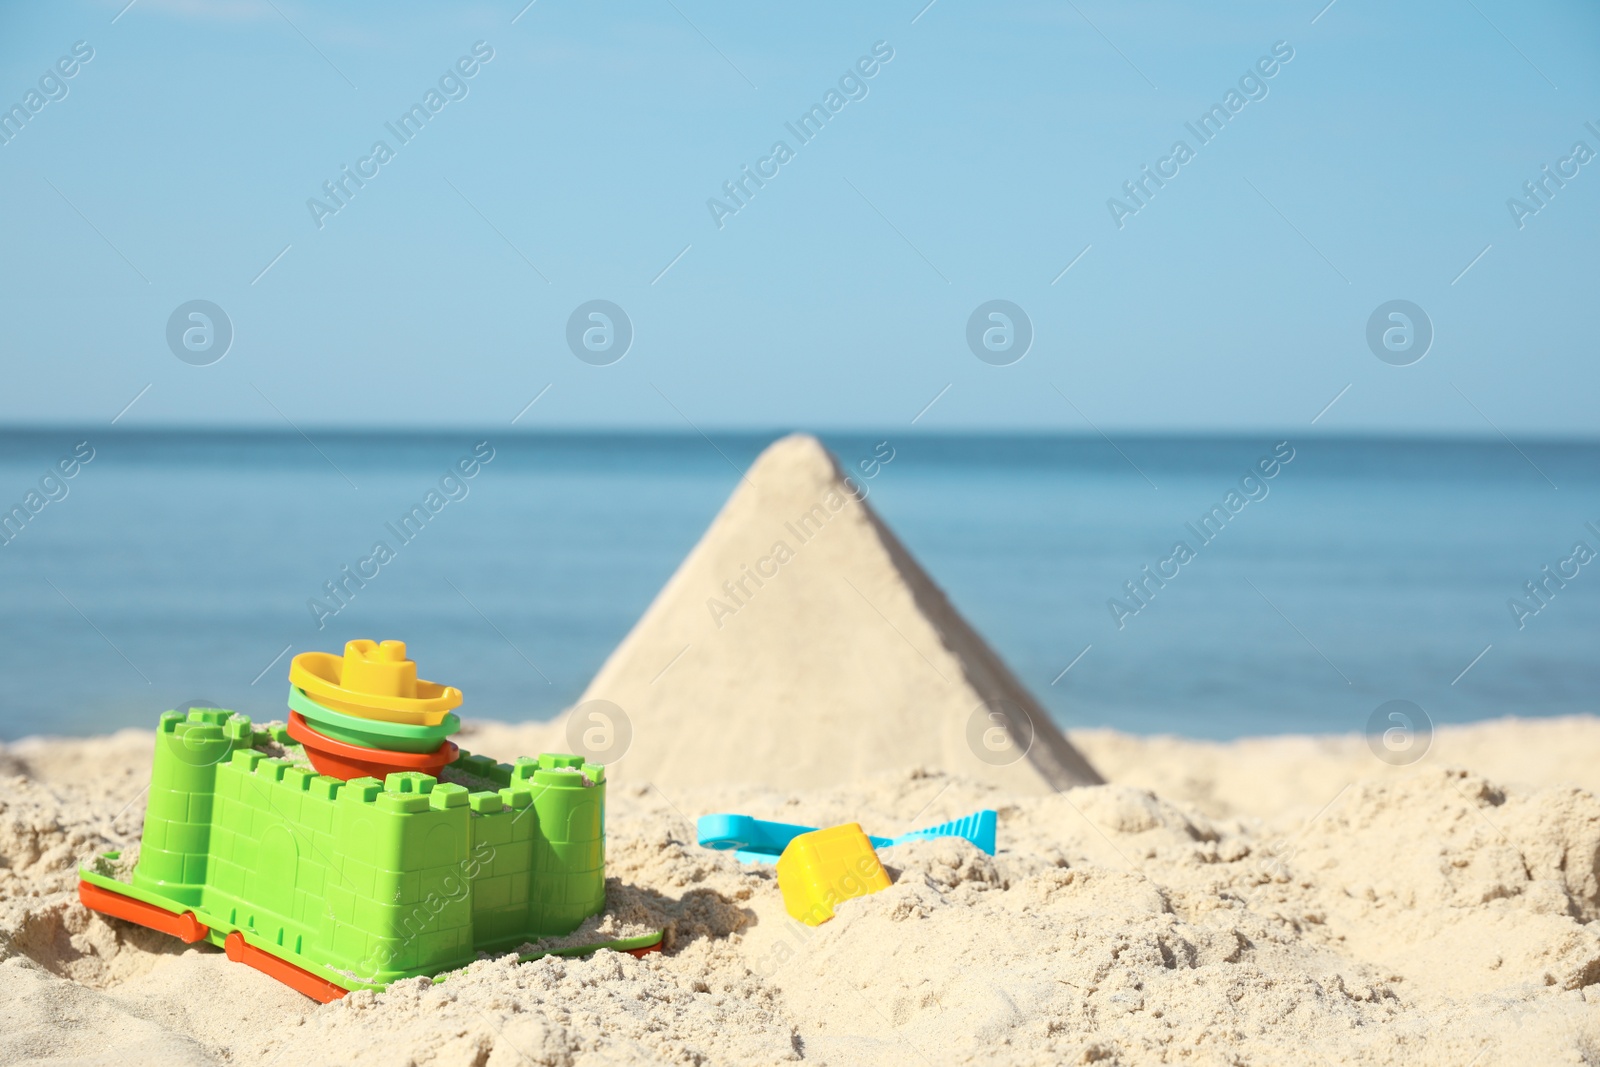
3 435 1598 1065
570 434 1100 794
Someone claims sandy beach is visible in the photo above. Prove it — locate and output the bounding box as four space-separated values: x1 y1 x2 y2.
6 0 1595 1057
4 716 1599 1065
4 437 1597 1065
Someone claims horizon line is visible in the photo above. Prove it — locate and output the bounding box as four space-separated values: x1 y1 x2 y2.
2 424 1598 446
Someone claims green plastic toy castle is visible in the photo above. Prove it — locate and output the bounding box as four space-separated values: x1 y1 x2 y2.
78 643 660 1001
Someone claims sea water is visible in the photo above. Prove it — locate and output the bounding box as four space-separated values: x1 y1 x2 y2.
0 430 1594 740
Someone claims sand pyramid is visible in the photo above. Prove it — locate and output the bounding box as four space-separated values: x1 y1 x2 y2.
571 434 1101 794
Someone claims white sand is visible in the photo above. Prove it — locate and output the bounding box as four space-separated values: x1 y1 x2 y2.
5 719 1600 1065
4 436 1597 1064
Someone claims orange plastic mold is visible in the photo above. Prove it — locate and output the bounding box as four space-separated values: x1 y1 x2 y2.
224 931 349 1003
286 711 458 781
79 879 209 943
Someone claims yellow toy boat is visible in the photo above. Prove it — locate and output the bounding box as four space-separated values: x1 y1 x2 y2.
288 639 462 725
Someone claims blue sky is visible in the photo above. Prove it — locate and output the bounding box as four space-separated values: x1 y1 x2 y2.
1 0 1596 434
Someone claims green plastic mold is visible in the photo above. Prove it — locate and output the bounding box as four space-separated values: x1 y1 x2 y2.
89 707 619 992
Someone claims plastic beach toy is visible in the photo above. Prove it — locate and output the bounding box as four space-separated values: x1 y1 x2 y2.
698 809 997 864
776 823 892 926
288 685 459 753
77 641 663 1001
289 639 462 725
286 710 459 781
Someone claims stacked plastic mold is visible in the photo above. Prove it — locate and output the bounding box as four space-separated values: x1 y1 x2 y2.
285 640 463 781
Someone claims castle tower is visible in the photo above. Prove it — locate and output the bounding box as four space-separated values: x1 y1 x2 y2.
518 754 606 937
132 708 249 906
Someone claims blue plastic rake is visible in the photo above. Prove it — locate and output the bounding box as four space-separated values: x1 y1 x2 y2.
697 809 997 864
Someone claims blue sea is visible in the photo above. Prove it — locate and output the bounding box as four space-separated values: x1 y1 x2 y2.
1 430 1595 741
